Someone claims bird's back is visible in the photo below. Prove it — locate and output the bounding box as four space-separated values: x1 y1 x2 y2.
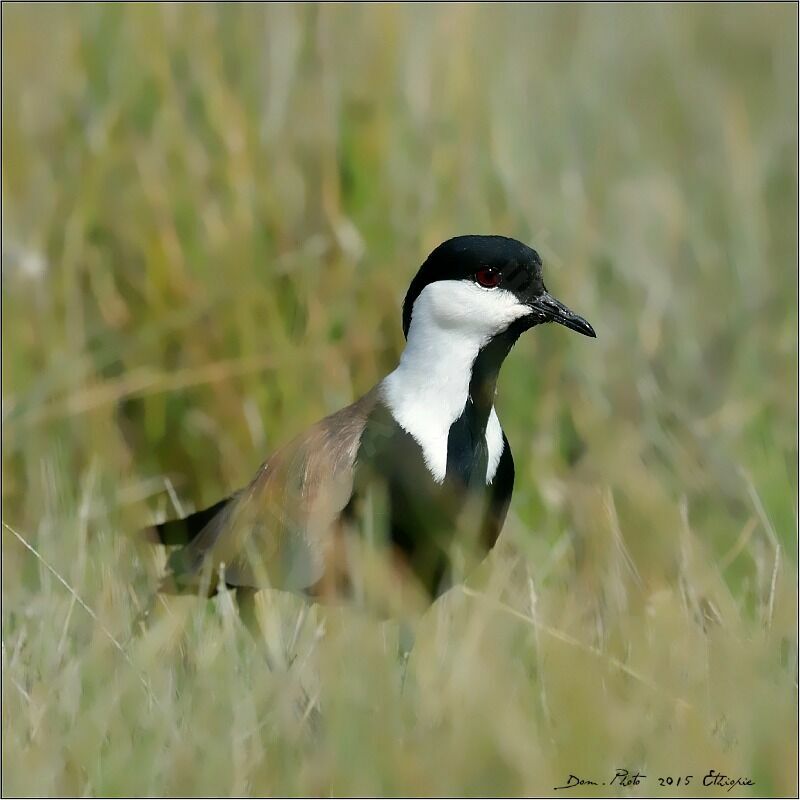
160 388 380 595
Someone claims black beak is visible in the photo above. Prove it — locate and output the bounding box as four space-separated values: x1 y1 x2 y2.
529 291 596 338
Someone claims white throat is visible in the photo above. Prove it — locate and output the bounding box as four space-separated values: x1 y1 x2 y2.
380 280 528 484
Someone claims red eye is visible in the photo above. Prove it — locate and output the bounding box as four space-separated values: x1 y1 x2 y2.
475 268 501 288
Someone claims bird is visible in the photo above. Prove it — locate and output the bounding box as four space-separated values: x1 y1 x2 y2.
143 235 595 634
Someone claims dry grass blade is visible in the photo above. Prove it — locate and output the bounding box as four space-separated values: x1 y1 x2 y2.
461 586 694 713
2 521 159 708
740 468 785 630
12 354 276 429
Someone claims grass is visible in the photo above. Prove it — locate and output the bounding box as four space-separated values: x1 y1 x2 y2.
2 3 797 796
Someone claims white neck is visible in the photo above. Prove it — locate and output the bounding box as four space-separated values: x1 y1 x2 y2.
380 281 527 484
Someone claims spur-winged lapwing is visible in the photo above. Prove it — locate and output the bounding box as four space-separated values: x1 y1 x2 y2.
145 235 595 624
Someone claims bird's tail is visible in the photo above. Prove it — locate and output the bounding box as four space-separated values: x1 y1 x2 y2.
141 495 235 546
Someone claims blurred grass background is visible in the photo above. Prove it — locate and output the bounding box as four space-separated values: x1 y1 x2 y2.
2 3 797 797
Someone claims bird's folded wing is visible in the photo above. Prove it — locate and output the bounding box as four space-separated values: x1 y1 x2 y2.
165 388 379 593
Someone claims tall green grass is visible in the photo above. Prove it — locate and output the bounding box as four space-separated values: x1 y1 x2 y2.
3 4 797 796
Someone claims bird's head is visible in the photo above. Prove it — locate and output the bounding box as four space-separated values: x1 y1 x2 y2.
402 235 595 345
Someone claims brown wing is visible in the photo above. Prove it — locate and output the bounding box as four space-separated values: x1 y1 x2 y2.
164 388 379 594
